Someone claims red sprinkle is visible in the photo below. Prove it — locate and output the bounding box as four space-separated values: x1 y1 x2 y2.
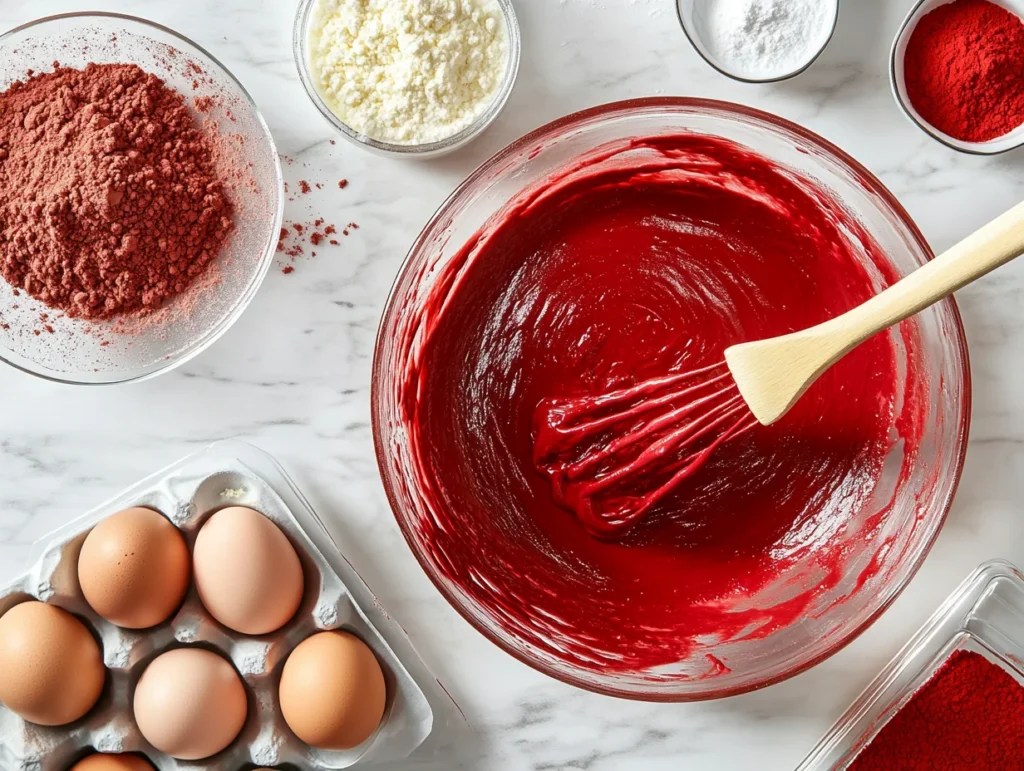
849 650 1024 770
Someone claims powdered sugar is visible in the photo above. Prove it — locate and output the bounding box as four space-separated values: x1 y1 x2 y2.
692 0 834 80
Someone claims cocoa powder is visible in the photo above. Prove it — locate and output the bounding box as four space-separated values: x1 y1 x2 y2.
0 62 233 319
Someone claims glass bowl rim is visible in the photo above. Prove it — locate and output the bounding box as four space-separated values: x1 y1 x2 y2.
291 0 522 158
371 96 973 701
0 11 285 385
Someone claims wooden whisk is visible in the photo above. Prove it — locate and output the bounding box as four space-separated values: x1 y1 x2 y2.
535 200 1024 538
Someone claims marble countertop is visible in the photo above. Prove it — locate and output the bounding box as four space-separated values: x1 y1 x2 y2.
2 1 1023 769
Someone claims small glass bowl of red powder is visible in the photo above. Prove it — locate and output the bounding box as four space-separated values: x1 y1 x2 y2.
891 0 1024 154
799 559 1024 770
0 13 283 383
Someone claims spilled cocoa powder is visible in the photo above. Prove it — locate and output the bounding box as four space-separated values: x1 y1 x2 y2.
0 62 233 320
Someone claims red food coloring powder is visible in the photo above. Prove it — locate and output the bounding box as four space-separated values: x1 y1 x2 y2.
904 0 1024 141
282 266 294 275
338 179 348 189
299 180 312 194
0 63 232 319
849 650 1024 770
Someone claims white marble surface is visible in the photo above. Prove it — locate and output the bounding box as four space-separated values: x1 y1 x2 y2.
1 1 1023 769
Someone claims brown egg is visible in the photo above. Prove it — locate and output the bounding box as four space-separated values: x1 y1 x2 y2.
69 753 154 770
78 507 190 629
0 601 105 726
279 631 386 750
193 507 304 635
133 647 247 760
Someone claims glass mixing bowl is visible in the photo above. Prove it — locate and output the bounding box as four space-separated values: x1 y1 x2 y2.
372 99 971 700
0 13 283 384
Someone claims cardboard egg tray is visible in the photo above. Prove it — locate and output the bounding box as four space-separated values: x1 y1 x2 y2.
0 440 449 771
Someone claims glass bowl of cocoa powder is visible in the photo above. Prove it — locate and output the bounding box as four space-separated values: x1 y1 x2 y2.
0 13 283 384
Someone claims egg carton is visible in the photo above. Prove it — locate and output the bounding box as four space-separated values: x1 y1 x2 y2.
0 440 452 771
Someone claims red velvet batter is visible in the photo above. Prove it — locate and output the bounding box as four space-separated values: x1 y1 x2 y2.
401 135 922 671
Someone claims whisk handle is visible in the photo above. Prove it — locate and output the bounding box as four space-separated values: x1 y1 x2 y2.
727 199 1024 425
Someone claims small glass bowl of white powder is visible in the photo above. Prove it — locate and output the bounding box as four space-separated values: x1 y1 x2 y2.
294 0 520 158
677 0 839 83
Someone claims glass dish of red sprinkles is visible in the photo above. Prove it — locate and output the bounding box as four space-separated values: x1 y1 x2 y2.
798 559 1024 770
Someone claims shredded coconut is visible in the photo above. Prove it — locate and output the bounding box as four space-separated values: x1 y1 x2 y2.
308 0 510 144
692 0 833 80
